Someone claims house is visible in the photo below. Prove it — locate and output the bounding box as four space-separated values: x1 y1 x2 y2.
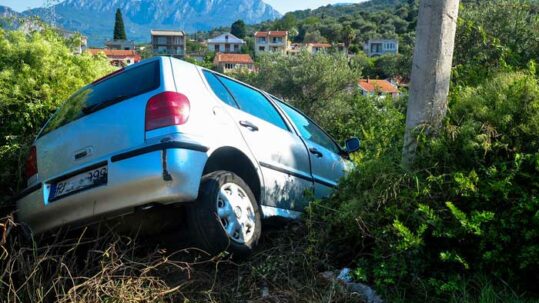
105 39 135 50
286 43 303 56
254 31 288 54
363 39 399 57
305 43 332 54
213 53 255 74
286 43 332 55
87 49 141 67
358 79 399 98
151 29 186 57
207 33 245 53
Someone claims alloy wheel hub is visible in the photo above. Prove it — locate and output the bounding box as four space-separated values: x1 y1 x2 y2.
216 183 255 244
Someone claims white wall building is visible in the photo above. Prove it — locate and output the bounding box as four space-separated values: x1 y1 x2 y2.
207 33 245 53
364 39 399 57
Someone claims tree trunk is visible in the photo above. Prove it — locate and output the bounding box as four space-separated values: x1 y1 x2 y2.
402 0 460 167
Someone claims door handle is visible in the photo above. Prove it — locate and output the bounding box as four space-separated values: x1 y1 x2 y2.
309 147 323 158
239 120 259 131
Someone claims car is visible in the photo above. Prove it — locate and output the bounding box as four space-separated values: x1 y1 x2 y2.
15 56 360 255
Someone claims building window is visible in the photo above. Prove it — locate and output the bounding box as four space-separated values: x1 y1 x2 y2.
225 63 235 69
272 37 282 44
156 37 167 45
234 44 239 52
215 45 220 52
157 46 167 54
259 46 265 51
257 37 266 44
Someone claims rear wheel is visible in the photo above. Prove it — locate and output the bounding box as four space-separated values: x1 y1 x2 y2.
187 171 261 257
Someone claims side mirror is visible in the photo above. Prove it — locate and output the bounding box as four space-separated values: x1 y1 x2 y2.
345 137 361 154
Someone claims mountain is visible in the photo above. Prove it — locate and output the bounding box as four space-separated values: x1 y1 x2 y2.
23 0 281 46
0 5 20 18
0 5 22 28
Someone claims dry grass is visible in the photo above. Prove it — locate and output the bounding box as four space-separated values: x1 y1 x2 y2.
0 214 363 303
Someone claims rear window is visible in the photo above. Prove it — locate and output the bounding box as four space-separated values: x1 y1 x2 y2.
40 61 161 137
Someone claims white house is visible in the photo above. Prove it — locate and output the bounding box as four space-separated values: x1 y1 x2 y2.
364 39 399 57
207 33 245 53
254 31 289 54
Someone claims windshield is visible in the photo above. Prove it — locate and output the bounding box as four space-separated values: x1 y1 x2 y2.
39 60 160 137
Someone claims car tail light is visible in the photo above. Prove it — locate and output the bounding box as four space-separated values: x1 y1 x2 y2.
25 146 38 179
145 92 191 131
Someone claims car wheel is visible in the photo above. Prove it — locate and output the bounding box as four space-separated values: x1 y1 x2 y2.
187 171 261 257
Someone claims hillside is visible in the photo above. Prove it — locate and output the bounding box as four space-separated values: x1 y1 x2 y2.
250 0 416 58
22 0 281 46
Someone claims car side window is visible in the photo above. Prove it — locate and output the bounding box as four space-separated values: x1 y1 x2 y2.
202 70 237 107
277 100 341 154
218 76 289 131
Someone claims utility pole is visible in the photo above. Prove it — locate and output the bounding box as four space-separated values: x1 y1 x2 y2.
402 0 460 167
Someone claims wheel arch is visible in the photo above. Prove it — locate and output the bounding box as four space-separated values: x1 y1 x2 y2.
203 147 262 205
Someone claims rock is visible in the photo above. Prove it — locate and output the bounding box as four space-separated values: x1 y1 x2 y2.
320 269 384 303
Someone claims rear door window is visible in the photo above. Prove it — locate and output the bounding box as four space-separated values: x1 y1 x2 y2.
217 76 289 131
40 61 161 137
202 70 237 107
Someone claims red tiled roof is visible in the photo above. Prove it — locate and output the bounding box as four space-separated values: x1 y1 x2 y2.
254 31 288 38
358 79 399 93
214 53 254 64
87 49 141 61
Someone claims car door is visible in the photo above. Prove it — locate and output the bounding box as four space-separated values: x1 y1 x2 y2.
276 100 347 199
202 71 313 212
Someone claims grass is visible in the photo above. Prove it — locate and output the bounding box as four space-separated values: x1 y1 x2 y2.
0 214 361 303
1 213 537 303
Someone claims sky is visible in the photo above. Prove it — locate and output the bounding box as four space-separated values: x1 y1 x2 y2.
0 0 44 12
1 0 366 13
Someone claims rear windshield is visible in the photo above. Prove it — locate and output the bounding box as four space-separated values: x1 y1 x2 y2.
39 60 161 137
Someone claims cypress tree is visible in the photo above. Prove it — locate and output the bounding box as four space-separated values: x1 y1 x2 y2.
113 8 127 40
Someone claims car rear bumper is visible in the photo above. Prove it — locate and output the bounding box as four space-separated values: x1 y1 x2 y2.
16 144 208 234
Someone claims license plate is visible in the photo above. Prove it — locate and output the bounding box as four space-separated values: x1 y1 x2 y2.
49 166 108 202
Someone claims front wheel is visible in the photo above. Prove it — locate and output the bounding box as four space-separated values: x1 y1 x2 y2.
187 171 261 257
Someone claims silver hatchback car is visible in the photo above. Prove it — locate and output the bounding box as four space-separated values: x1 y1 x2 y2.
16 57 360 255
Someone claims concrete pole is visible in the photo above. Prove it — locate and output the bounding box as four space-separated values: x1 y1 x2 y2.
402 0 460 167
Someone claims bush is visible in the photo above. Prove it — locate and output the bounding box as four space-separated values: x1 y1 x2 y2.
0 27 112 205
310 71 539 300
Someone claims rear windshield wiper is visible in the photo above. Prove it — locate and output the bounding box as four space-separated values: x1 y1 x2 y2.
82 95 130 115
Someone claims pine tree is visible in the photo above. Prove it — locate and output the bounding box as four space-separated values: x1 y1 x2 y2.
113 8 127 40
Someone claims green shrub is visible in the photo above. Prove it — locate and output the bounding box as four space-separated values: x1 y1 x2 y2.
0 27 112 205
310 71 539 299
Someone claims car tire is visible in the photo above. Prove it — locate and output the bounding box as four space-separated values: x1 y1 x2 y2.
187 171 261 257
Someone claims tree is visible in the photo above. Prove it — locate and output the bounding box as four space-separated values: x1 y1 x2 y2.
275 13 297 31
303 30 327 43
342 25 356 49
113 8 127 40
230 20 246 39
0 27 112 203
402 0 460 166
